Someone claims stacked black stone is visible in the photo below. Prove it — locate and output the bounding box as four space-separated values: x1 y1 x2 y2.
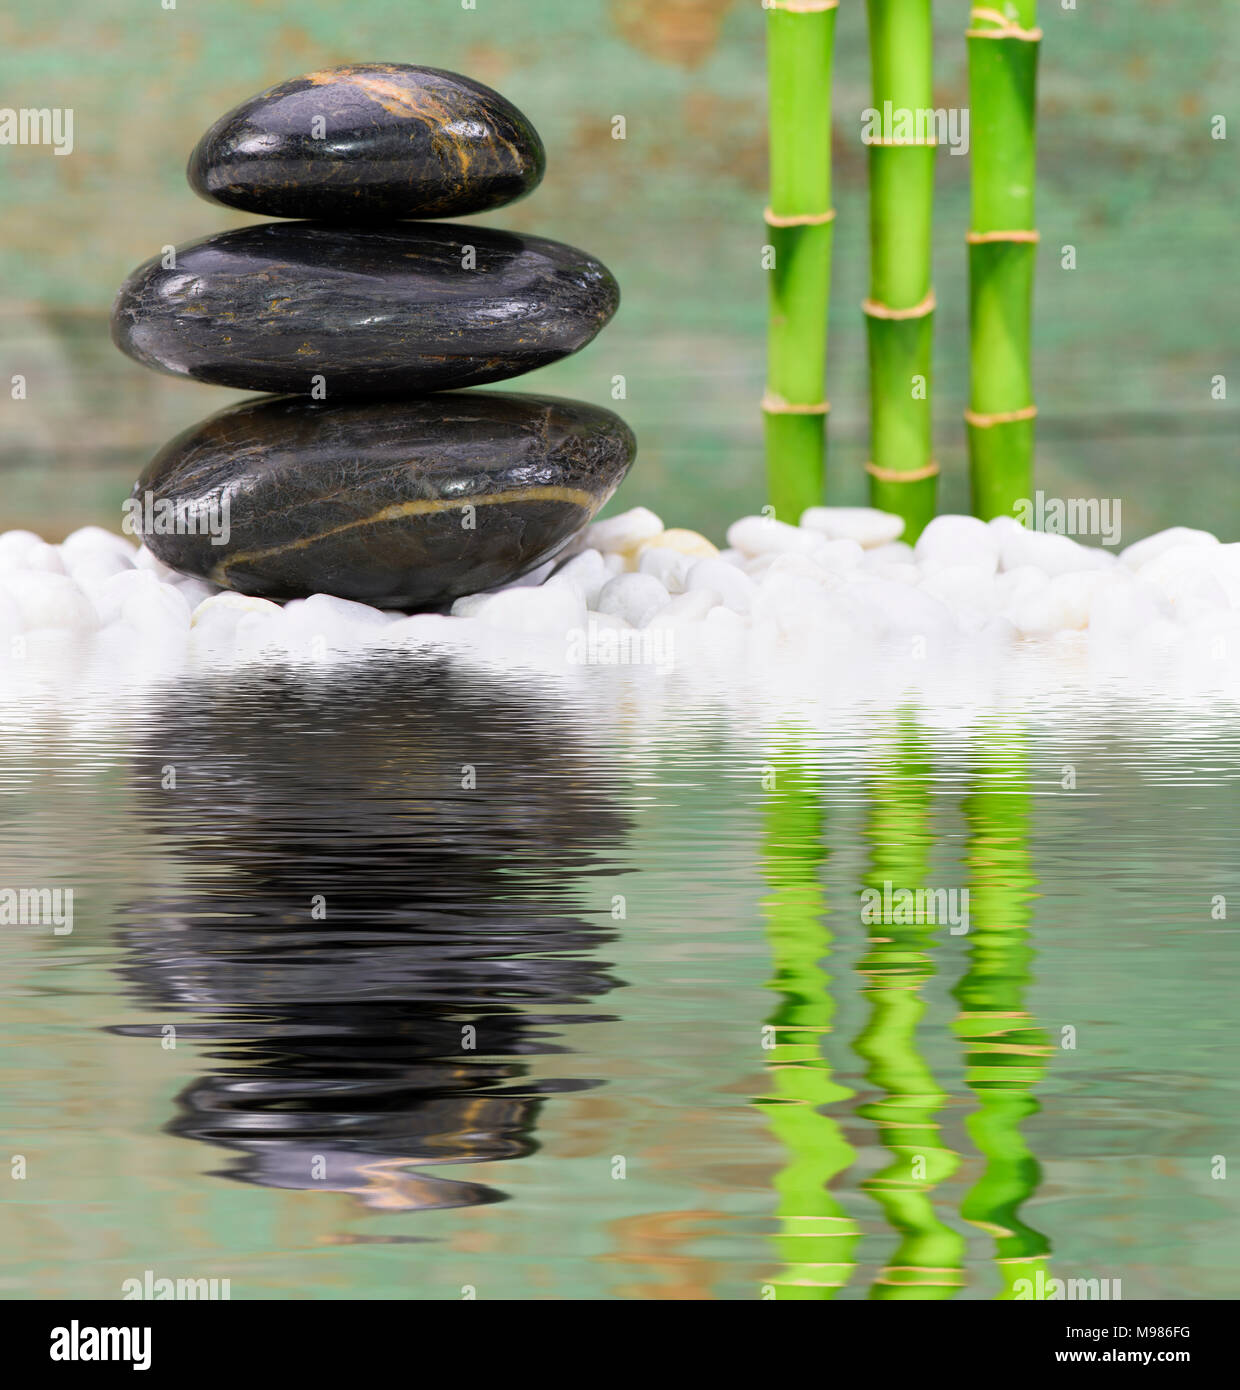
110 64 635 610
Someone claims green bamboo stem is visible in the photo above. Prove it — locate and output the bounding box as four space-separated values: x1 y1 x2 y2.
764 1 837 521
952 726 1052 1298
967 3 1041 519
853 714 965 1299
865 0 937 541
758 743 859 1299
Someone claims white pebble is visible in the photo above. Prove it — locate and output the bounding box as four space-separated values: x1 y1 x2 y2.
921 564 1001 615
1135 545 1230 612
188 593 285 656
291 594 392 628
92 569 166 626
1087 574 1166 639
232 608 292 658
637 545 693 594
582 507 663 555
645 587 719 629
727 514 821 558
685 556 756 614
635 528 717 559
1120 526 1218 571
120 581 192 636
595 572 671 628
994 565 1049 605
59 526 137 567
801 506 905 549
705 604 747 637
471 583 586 636
864 540 916 566
450 593 493 619
66 551 134 587
846 576 955 639
0 532 47 575
547 549 609 607
865 561 920 586
1005 571 1103 636
759 552 848 594
916 516 1000 574
993 517 1113 577
172 576 220 608
191 591 282 627
1204 544 1240 608
18 541 67 575
809 537 864 571
0 572 99 633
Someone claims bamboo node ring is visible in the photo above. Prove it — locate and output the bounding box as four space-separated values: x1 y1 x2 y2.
965 404 1038 428
966 229 1040 244
966 7 1042 40
763 0 839 12
865 460 940 483
862 290 937 321
763 394 830 415
764 207 837 227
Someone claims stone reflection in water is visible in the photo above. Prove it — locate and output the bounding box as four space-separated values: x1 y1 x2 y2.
110 658 627 1212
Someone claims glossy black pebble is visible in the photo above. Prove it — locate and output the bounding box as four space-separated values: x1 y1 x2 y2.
134 391 636 609
110 221 620 396
188 63 545 221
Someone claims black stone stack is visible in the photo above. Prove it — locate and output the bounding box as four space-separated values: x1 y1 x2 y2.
110 64 635 610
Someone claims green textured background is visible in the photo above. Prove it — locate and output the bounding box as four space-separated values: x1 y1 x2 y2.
0 0 1236 543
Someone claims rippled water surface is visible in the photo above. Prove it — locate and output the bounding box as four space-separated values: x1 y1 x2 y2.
1 660 1238 1300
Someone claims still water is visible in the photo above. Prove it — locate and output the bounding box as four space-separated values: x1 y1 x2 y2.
1 658 1237 1300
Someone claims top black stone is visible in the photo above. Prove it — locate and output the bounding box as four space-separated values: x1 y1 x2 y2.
187 63 546 221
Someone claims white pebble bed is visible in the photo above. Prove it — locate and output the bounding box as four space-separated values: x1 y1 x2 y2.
2 508 1240 703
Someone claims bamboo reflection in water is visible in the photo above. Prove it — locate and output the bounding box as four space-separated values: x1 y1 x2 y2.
854 713 966 1299
756 743 860 1299
953 726 1053 1297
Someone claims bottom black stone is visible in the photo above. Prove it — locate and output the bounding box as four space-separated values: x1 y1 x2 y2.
132 391 636 609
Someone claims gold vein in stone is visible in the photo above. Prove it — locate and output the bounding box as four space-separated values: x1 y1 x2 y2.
211 484 595 582
305 71 469 139
300 69 523 176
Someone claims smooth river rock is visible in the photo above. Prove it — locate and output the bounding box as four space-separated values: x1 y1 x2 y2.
132 392 636 609
110 221 619 395
188 64 546 221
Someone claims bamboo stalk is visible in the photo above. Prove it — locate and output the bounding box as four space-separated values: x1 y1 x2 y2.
865 0 937 541
966 3 1041 519
764 0 837 521
952 726 1052 1297
758 743 859 1299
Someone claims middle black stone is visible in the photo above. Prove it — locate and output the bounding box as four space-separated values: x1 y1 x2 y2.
110 220 620 396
